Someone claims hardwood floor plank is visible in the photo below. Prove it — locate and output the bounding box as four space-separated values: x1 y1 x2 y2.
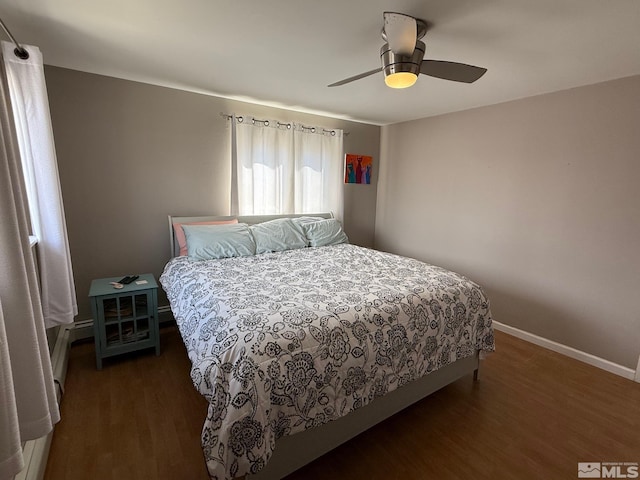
44 327 640 480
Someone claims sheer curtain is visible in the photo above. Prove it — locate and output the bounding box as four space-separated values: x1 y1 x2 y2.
2 41 77 328
0 46 60 480
235 118 295 215
232 116 344 220
294 125 344 221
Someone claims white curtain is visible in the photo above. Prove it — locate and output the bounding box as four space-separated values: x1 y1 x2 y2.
2 41 77 327
294 125 344 221
0 46 60 480
236 118 295 215
233 117 344 220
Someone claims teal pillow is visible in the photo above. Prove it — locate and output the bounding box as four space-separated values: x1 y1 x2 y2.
249 218 308 254
302 218 349 247
183 223 256 260
291 216 326 227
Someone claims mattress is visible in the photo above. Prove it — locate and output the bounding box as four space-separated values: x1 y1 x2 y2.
160 243 495 479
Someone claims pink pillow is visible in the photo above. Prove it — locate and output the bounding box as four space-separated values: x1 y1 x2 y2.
174 219 238 256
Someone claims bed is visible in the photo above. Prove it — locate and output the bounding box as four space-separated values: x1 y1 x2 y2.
160 213 495 480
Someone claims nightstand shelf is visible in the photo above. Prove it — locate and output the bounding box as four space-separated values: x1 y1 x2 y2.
89 273 160 369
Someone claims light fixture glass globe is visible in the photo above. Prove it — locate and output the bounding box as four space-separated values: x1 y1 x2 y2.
384 72 418 89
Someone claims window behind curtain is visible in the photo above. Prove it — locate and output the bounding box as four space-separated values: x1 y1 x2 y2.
2 41 77 328
233 117 344 221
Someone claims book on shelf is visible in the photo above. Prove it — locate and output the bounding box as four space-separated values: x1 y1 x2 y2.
106 326 149 344
104 298 133 318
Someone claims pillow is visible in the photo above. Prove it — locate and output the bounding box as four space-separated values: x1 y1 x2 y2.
249 218 308 254
173 219 238 256
302 218 349 247
182 223 256 260
291 216 327 227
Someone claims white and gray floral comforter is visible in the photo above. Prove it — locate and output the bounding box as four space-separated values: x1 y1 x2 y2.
160 244 495 480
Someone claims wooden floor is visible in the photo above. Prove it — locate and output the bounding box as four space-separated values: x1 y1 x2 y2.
45 326 640 480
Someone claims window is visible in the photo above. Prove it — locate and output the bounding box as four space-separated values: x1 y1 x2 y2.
231 117 344 220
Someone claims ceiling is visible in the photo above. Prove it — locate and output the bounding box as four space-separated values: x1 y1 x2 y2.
1 0 639 125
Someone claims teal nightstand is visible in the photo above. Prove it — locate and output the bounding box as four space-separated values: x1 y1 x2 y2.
89 273 160 369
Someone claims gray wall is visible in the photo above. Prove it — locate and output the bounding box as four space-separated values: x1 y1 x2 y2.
375 75 640 369
45 66 380 320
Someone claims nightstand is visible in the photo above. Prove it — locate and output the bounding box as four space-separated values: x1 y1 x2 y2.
89 273 160 369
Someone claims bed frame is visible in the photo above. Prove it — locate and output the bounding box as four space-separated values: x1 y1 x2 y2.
166 213 481 480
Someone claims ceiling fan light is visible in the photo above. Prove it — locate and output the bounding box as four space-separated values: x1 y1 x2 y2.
380 40 425 89
385 72 417 89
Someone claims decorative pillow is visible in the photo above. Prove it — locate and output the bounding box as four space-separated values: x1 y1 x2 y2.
302 218 349 247
249 218 308 254
182 223 256 260
173 219 238 256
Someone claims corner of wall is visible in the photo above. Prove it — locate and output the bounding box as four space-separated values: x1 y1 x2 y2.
373 124 391 250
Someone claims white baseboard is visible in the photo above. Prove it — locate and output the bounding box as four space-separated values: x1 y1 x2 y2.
13 433 53 480
492 321 638 382
14 322 73 480
70 319 94 342
51 325 71 402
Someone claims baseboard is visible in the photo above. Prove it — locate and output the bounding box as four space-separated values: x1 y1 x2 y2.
13 433 53 480
69 319 94 343
51 324 71 402
14 322 72 480
492 321 637 382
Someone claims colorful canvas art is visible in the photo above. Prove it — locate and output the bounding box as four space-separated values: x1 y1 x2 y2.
344 154 372 184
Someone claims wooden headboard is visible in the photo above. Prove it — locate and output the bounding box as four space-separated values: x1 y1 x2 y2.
167 212 334 258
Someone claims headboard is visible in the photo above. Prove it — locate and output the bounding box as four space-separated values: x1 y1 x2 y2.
168 212 334 258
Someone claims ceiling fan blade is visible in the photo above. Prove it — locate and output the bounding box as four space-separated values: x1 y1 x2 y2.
383 12 417 55
328 67 382 87
420 60 487 83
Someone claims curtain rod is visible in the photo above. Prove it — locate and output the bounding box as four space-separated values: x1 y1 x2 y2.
220 112 350 136
0 17 29 59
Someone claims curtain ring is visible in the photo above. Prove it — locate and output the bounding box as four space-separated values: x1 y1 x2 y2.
14 47 29 60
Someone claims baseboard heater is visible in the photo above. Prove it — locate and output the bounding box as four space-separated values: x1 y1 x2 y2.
14 323 71 480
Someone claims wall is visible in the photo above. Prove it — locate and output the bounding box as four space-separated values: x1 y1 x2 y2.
45 66 380 319
375 75 640 369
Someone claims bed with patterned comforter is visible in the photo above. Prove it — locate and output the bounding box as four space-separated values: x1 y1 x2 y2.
160 243 495 480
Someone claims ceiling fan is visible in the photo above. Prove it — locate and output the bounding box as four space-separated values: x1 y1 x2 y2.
329 12 487 89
